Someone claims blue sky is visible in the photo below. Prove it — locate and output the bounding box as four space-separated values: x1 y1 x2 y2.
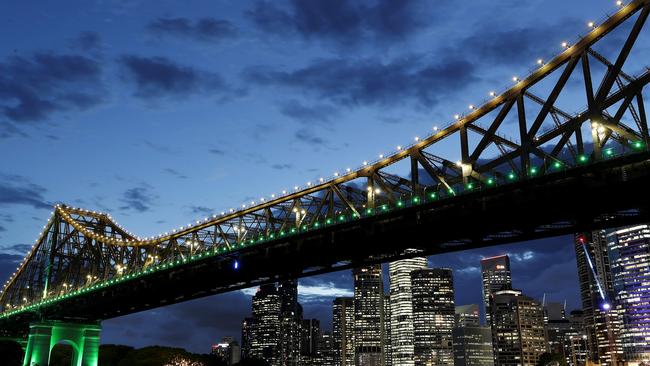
1 0 648 354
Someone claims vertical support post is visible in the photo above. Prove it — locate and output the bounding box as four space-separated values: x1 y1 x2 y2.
591 122 602 160
459 126 470 184
367 176 375 209
517 95 530 175
23 324 51 366
637 93 649 144
410 156 419 195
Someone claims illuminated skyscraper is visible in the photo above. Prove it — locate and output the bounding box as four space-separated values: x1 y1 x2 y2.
333 297 355 366
320 332 336 366
241 317 255 360
251 284 281 366
388 257 427 366
453 304 494 366
490 289 547 366
480 255 512 324
575 231 623 365
411 268 455 366
607 225 650 364
353 265 385 366
278 280 302 366
301 318 321 366
384 294 392 366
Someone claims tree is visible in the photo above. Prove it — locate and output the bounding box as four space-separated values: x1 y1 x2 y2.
0 340 24 366
536 353 568 366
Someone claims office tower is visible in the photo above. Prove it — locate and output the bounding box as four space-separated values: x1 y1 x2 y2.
241 317 255 360
455 304 481 327
388 257 427 366
333 297 355 366
320 332 336 366
569 335 589 366
251 283 281 365
544 304 587 366
481 255 512 324
353 265 385 366
607 225 650 363
490 289 547 366
453 304 493 366
301 318 321 365
575 231 623 365
384 294 392 366
411 268 455 366
278 280 302 366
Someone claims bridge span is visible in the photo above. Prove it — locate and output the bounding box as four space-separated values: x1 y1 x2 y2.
1 0 650 365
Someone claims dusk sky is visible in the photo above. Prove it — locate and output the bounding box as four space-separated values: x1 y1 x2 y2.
1 0 649 355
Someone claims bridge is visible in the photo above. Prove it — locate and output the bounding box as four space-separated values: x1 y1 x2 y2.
2 1 650 365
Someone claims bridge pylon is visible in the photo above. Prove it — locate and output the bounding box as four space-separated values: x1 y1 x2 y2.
22 320 101 366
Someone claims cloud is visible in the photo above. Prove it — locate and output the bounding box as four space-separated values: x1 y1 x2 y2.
295 128 326 145
69 31 102 52
120 185 158 212
508 250 536 262
239 281 353 303
189 206 212 215
244 56 476 109
271 163 293 170
208 148 225 156
0 244 31 254
0 52 104 133
279 99 339 124
247 0 437 47
0 174 50 209
119 55 231 100
163 168 187 179
148 17 237 42
453 17 576 67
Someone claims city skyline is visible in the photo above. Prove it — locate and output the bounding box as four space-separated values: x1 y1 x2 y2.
1 0 649 361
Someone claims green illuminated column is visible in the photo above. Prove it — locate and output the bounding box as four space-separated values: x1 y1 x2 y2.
23 320 101 366
23 323 52 366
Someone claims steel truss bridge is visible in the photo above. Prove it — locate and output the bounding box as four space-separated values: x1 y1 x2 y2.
2 1 650 364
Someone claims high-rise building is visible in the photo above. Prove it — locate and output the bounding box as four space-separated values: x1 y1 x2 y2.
333 297 355 366
455 304 481 327
384 294 392 366
278 280 302 366
388 258 427 366
575 231 623 365
320 331 336 366
241 317 255 360
353 265 385 366
607 225 650 364
481 255 512 325
453 304 494 366
411 268 455 366
490 289 547 366
301 318 321 363
544 304 586 366
251 284 281 365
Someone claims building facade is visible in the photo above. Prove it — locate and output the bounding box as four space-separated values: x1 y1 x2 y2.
575 231 623 366
278 280 302 366
481 255 512 325
251 284 281 366
388 258 427 366
353 265 385 366
241 317 255 360
333 297 355 366
490 289 547 366
411 268 455 366
453 304 494 366
607 225 650 364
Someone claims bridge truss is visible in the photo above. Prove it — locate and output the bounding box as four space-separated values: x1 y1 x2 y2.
1 0 649 322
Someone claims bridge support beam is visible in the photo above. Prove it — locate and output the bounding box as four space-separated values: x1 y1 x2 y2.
23 321 101 366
